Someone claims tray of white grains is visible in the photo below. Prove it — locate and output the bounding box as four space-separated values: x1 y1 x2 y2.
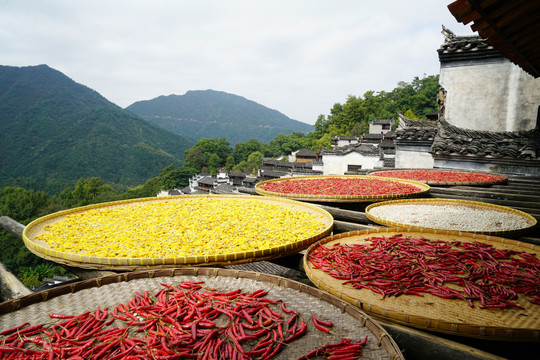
365 198 536 236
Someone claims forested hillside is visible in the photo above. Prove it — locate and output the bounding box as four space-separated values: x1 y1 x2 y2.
125 90 314 144
0 65 194 194
0 72 439 286
311 75 439 147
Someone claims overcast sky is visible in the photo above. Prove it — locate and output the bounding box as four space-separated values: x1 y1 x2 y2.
1 0 475 125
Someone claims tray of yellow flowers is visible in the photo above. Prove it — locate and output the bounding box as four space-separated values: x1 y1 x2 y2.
23 195 333 270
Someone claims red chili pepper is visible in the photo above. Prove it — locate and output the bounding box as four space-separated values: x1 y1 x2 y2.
49 313 75 319
312 319 331 333
0 322 30 336
312 315 333 327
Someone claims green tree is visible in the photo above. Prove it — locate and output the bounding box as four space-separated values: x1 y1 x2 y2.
184 145 207 172
121 165 198 197
208 153 221 176
0 186 67 279
183 138 232 171
313 133 332 151
315 74 439 140
266 133 312 157
0 187 50 222
195 138 232 163
404 109 419 120
63 177 118 207
233 160 248 172
225 156 235 172
233 139 265 163
246 151 264 174
313 114 328 137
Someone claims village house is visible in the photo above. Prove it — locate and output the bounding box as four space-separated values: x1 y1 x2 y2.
228 171 248 186
177 173 239 194
194 176 216 192
369 118 395 134
258 169 289 181
292 161 321 176
241 176 259 188
331 136 358 148
360 133 384 145
291 149 320 163
259 159 294 173
394 113 438 168
313 118 397 175
380 138 396 168
394 26 540 175
256 158 323 180
320 144 380 175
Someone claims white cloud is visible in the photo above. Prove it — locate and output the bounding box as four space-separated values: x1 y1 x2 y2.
0 0 475 125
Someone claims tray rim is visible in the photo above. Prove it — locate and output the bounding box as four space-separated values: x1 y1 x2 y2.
254 174 430 203
22 194 334 270
364 197 537 236
366 168 508 186
303 227 540 341
0 267 404 360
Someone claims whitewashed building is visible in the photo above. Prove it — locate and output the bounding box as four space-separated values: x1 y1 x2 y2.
369 119 395 134
432 27 540 175
438 27 539 133
320 144 380 175
394 113 437 168
331 136 359 148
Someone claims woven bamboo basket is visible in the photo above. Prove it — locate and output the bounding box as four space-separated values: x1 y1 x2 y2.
254 175 430 203
366 168 508 186
365 198 536 237
22 195 333 271
0 268 404 359
303 227 540 341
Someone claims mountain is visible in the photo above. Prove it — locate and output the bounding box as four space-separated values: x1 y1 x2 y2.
125 90 314 144
0 65 194 194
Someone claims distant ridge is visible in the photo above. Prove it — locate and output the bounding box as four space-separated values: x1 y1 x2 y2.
126 90 313 144
0 64 194 194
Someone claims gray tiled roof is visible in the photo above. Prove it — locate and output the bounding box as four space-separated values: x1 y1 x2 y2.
395 114 438 141
437 26 502 64
431 118 539 159
371 118 394 125
296 149 319 157
198 176 215 186
323 143 379 156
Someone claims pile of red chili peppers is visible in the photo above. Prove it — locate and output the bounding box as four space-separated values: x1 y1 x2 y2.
371 170 506 183
298 337 368 359
258 177 422 196
0 281 368 359
309 235 540 309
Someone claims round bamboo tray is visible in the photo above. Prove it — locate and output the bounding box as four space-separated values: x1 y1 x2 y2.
367 168 508 186
303 228 540 341
22 195 333 271
0 268 404 360
254 175 430 203
365 198 536 237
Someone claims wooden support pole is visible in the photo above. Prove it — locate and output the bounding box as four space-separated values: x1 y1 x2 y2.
0 216 32 301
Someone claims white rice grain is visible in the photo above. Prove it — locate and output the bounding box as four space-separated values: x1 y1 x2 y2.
368 204 530 232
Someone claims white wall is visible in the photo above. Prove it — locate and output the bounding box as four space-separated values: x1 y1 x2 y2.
312 162 324 172
395 146 434 168
369 124 391 134
336 139 358 147
440 60 540 132
322 152 380 175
